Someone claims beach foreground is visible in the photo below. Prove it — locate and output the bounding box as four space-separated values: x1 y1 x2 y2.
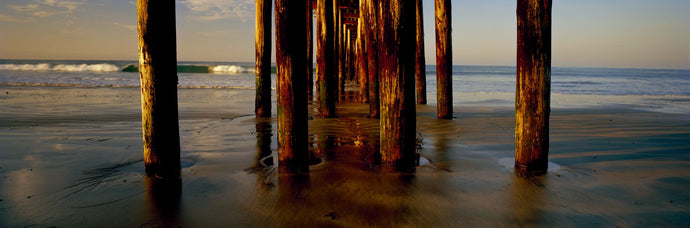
1 86 689 227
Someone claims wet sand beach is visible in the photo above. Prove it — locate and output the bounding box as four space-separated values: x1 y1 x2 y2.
1 85 689 227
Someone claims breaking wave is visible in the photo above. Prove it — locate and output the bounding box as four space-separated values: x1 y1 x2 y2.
210 65 254 73
0 82 257 90
0 62 262 74
0 63 121 72
124 64 256 74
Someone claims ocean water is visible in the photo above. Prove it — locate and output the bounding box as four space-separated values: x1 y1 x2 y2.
1 59 689 113
2 60 690 226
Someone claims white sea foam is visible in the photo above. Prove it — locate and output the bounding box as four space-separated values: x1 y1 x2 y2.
0 63 120 72
0 64 52 71
53 64 120 72
209 65 254 73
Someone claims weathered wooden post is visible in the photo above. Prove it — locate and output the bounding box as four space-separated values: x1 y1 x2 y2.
435 0 452 119
350 29 356 83
515 0 552 173
344 28 350 87
338 8 346 97
275 0 309 172
314 6 321 102
256 0 272 117
254 120 273 168
379 0 417 169
137 0 181 179
306 0 314 97
357 2 369 103
346 28 354 85
317 0 337 117
415 0 427 105
365 0 380 118
334 0 341 102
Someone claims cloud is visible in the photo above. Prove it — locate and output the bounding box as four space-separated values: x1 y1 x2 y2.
0 13 35 23
180 0 254 22
9 4 40 12
113 22 137 31
4 0 82 22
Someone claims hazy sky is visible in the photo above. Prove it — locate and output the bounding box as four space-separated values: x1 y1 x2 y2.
0 0 688 69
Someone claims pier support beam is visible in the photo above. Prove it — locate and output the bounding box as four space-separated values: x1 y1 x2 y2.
344 28 350 87
306 0 314 97
275 0 309 172
357 1 368 103
415 0 427 104
336 6 343 99
515 0 552 173
317 0 337 117
137 0 181 179
379 0 417 169
347 29 355 86
435 0 453 119
365 0 380 118
255 0 272 117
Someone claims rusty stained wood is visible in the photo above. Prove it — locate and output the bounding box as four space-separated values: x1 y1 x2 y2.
515 0 552 173
415 0 427 105
435 0 452 119
255 0 272 117
334 0 342 101
364 0 380 118
344 28 350 85
137 0 181 179
275 0 309 172
378 0 417 169
356 0 368 103
342 12 359 18
317 0 337 117
338 7 346 97
314 1 321 102
306 0 314 97
346 29 355 83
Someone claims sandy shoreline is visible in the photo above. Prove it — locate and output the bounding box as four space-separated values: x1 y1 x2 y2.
1 85 689 227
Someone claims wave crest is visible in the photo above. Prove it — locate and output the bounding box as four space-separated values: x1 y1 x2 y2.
0 63 120 72
209 65 254 74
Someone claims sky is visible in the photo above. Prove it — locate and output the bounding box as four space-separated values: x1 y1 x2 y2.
0 0 689 69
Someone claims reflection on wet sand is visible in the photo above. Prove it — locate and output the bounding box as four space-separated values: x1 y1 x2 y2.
248 118 276 195
240 91 567 226
4 86 690 226
144 176 182 227
268 167 418 226
509 172 546 226
247 98 430 226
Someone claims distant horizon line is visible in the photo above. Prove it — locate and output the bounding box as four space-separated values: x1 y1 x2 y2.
1 58 688 71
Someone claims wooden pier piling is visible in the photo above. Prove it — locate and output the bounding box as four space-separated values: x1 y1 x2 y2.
348 28 356 85
379 0 417 169
357 0 368 103
275 0 309 172
435 0 453 119
365 0 380 118
345 28 351 87
306 0 314 97
255 0 272 117
317 0 337 117
336 6 345 99
315 7 322 102
515 0 552 173
137 0 181 179
415 0 427 105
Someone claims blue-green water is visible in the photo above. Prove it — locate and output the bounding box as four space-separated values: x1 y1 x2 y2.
1 59 689 112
